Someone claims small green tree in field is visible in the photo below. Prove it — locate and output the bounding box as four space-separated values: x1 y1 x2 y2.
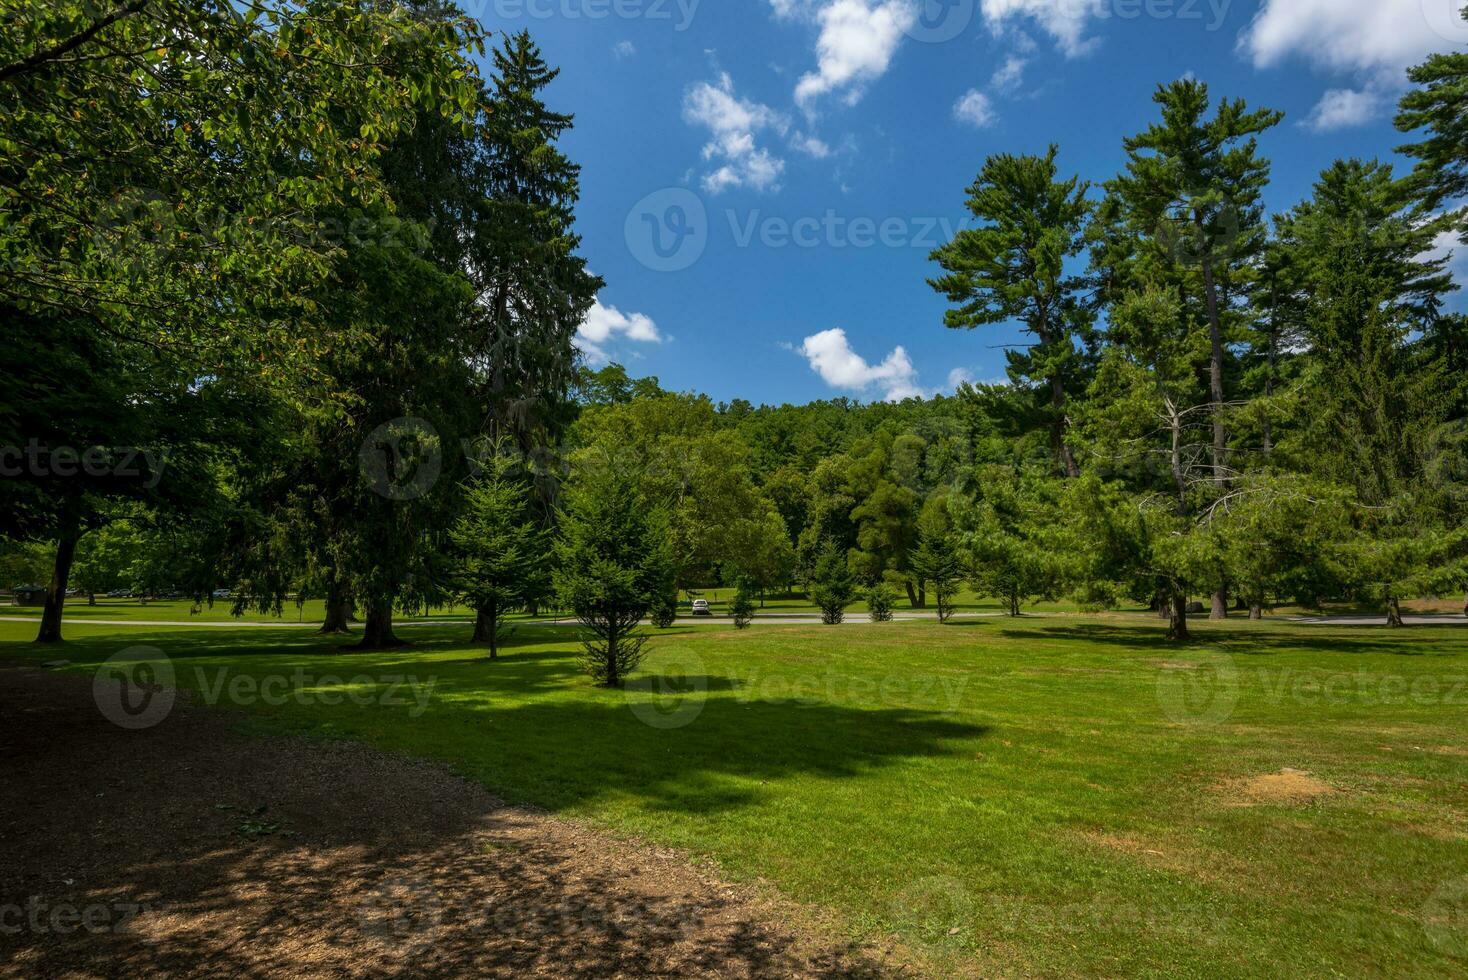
450 450 547 659
867 583 897 622
649 591 678 628
555 459 674 686
729 581 756 629
910 528 962 622
808 542 856 624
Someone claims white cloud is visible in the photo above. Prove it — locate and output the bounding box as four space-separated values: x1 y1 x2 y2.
772 0 916 112
797 327 923 401
612 40 636 58
791 131 832 158
683 73 788 193
981 0 1101 58
1425 221 1468 283
990 55 1028 94
1241 0 1461 75
578 298 664 366
954 89 997 127
947 366 1009 390
1305 87 1388 131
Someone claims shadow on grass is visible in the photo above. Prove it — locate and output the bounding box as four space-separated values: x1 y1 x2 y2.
0 626 989 820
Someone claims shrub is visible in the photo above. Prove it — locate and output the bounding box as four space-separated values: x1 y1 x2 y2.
650 592 678 628
808 542 855 624
554 462 675 686
730 583 756 628
867 584 897 622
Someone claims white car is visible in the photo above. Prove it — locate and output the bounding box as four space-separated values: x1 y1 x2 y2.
690 599 712 616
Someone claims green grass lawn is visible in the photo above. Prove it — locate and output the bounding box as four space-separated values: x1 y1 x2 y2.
3 615 1466 976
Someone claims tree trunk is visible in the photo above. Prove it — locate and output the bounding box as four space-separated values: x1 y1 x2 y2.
1167 593 1190 642
357 605 405 649
904 580 918 608
35 531 79 644
1249 603 1262 620
1009 593 1020 617
1210 589 1228 620
605 629 620 688
1199 251 1228 485
1049 374 1080 478
87 592 96 606
917 584 926 609
473 601 500 659
319 577 352 634
1386 596 1404 628
1263 299 1277 458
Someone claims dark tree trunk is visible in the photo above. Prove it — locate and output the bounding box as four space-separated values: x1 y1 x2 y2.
1199 251 1228 485
905 580 918 608
1167 593 1190 642
357 605 405 649
319 577 352 634
917 584 926 609
473 601 500 659
1386 596 1404 628
36 531 79 644
87 592 96 606
605 630 620 688
1463 593 1467 617
1050 374 1080 478
1009 593 1020 617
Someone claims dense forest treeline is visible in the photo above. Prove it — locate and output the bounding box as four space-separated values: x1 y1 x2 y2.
4 1 1468 673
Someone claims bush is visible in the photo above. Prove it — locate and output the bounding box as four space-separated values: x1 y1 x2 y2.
867 584 897 622
730 583 756 628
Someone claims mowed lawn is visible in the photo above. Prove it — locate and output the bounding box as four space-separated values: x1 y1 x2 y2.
3 616 1466 977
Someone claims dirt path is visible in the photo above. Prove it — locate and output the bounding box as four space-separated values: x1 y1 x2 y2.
0 663 898 978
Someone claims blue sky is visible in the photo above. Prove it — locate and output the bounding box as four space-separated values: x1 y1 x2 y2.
471 0 1468 405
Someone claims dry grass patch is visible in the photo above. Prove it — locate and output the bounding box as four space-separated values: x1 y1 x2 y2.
1218 768 1339 807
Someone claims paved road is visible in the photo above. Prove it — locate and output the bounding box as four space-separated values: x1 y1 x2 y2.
0 611 1005 629
1289 614 1468 626
6 611 1462 630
